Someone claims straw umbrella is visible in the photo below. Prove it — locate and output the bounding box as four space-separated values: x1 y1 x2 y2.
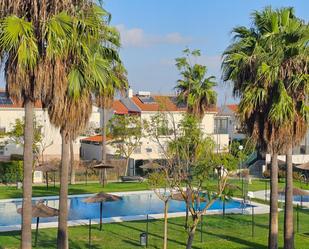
279 187 309 207
35 161 59 189
140 161 164 170
92 163 115 187
83 192 122 230
17 201 59 247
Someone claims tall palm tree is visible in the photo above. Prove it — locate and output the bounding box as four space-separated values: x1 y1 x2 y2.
175 48 217 237
44 4 122 248
175 48 217 119
269 9 309 249
222 7 309 249
0 2 86 248
95 63 128 185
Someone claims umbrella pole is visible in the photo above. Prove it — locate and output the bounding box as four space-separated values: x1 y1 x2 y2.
46 172 49 189
35 217 39 247
100 202 103 231
53 172 56 188
102 169 105 187
86 168 88 186
89 218 92 249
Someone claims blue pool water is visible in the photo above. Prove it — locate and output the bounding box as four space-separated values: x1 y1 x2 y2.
0 192 248 227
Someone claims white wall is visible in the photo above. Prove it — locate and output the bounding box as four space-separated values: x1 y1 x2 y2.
266 154 309 164
0 106 102 160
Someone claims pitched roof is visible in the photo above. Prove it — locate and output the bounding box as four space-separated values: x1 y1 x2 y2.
227 104 238 112
130 95 218 113
0 90 42 109
80 135 112 143
131 95 187 112
112 100 129 114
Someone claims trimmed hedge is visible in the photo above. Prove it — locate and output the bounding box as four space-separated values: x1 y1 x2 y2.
0 161 23 184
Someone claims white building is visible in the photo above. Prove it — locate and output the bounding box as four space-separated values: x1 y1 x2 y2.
217 104 245 142
0 91 101 161
80 90 230 176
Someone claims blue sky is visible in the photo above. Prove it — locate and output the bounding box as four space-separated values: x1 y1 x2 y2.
104 0 309 104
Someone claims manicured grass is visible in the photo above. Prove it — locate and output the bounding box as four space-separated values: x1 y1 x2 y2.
0 182 149 199
1 210 309 249
0 178 308 200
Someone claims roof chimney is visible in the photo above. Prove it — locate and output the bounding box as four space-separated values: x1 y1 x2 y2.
127 88 133 98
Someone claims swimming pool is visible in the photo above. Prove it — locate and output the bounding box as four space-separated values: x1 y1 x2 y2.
0 191 251 230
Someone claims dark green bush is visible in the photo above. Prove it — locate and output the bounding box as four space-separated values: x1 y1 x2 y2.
0 161 23 184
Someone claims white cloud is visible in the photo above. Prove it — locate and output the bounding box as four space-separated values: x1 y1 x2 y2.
116 24 192 47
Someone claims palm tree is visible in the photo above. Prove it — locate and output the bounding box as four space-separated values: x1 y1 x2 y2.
175 48 217 119
269 9 309 249
95 63 128 185
0 2 86 248
44 5 122 248
175 48 217 243
222 7 309 249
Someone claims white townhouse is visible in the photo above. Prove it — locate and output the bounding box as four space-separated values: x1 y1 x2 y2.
80 90 230 176
0 91 101 161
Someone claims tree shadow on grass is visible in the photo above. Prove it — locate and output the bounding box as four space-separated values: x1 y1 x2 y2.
116 221 189 248
204 230 267 249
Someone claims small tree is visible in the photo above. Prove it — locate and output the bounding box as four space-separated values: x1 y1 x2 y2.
108 114 145 176
148 113 237 249
148 171 172 249
8 117 43 164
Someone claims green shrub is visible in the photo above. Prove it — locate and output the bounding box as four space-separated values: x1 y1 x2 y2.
0 161 23 184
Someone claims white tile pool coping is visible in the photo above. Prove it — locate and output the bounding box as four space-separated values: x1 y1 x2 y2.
0 190 270 232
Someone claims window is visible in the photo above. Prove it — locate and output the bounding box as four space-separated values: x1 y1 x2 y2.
214 118 228 134
146 147 152 153
0 127 5 134
0 145 5 155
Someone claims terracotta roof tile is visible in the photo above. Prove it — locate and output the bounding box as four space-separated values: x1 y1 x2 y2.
112 100 129 114
131 95 218 113
80 135 112 143
227 104 238 112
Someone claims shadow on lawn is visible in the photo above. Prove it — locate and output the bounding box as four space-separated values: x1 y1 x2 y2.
116 220 189 248
205 230 267 249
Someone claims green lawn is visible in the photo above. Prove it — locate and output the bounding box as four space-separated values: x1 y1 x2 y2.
0 178 308 200
1 210 309 249
0 182 149 199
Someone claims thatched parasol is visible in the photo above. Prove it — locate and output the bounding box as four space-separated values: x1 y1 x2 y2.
35 161 59 189
83 192 122 231
140 162 164 170
92 163 115 187
295 162 309 171
171 192 207 202
17 201 59 247
278 187 309 196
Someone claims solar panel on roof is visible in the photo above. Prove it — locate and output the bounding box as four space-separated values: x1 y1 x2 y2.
170 96 186 108
138 96 156 104
0 92 13 105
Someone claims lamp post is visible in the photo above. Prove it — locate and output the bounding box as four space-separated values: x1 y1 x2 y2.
238 145 244 199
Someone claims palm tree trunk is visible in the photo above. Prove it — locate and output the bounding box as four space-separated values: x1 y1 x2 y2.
268 152 279 249
57 132 70 249
163 200 168 249
70 139 75 185
21 100 34 249
284 145 294 249
186 216 199 249
101 108 107 184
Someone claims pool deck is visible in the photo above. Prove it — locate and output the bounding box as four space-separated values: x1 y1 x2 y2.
253 190 309 208
0 190 270 232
